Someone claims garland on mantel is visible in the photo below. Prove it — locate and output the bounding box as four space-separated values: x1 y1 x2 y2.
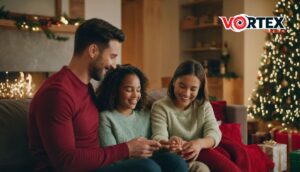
0 6 84 41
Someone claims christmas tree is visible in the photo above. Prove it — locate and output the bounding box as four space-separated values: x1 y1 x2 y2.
247 0 300 129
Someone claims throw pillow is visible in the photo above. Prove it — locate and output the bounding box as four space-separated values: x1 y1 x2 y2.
219 123 242 144
211 101 227 121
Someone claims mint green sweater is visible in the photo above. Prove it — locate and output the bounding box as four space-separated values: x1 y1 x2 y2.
151 96 221 147
99 110 151 147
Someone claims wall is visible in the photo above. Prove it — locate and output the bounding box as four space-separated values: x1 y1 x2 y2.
143 0 162 89
222 0 245 103
222 0 245 77
0 30 73 72
85 0 122 65
0 0 122 72
0 0 73 72
85 0 121 28
1 0 56 16
223 0 278 104
160 0 180 80
244 0 278 104
121 0 179 89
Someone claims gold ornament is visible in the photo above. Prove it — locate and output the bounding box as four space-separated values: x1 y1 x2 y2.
286 97 291 104
278 8 284 13
263 140 277 145
289 10 293 17
283 19 288 27
281 79 288 87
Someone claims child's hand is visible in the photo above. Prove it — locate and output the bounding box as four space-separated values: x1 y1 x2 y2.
159 140 171 149
169 136 185 153
181 139 203 161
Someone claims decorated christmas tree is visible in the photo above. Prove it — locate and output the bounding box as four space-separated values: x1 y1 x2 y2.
247 0 300 129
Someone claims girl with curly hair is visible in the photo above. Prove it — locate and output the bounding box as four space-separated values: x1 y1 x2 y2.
96 64 188 172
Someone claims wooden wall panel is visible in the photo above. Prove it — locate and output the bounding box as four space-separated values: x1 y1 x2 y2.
121 0 144 69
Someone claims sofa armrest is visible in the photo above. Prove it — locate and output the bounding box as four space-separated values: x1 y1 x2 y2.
0 99 35 170
225 105 247 144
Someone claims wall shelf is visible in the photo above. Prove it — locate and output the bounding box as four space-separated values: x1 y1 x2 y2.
180 0 222 8
179 0 223 75
181 24 222 31
183 47 221 53
0 19 77 34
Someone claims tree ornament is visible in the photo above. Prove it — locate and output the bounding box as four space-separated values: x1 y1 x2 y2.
272 111 277 115
281 79 288 87
278 8 284 13
257 75 261 80
282 46 287 53
283 19 288 27
286 97 291 104
289 10 293 16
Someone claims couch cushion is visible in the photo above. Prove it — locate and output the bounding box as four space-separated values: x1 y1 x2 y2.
211 101 227 121
219 123 242 144
0 99 35 171
147 89 167 108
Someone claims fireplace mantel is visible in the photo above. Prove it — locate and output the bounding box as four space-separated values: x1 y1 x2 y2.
0 19 77 33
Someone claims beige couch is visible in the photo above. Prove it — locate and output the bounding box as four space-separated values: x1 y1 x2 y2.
0 90 247 172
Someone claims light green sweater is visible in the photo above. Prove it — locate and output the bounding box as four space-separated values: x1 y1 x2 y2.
99 110 151 147
151 96 221 147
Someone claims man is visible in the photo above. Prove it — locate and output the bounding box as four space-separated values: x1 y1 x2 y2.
28 18 188 172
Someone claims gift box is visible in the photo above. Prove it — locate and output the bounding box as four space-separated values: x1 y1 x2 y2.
290 149 300 172
247 120 259 144
251 131 271 144
273 130 300 152
258 142 287 172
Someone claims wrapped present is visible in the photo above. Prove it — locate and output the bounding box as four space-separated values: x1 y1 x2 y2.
247 120 259 134
258 141 287 172
273 130 300 152
251 131 271 144
247 120 259 144
290 149 300 172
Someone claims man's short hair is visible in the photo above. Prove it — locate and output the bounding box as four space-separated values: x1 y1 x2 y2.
73 18 125 55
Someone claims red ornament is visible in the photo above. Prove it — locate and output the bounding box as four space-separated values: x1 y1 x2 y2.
257 76 261 80
282 46 287 52
47 21 52 27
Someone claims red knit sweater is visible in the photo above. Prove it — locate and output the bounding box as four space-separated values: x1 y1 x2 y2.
28 66 129 172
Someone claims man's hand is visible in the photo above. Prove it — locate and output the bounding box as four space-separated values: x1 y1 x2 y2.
126 137 161 158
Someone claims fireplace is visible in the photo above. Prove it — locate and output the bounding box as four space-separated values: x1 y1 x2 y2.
0 72 48 99
0 26 74 99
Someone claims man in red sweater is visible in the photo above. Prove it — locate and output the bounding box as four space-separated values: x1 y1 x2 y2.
28 18 188 172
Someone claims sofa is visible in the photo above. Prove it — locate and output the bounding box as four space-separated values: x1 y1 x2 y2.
0 90 247 172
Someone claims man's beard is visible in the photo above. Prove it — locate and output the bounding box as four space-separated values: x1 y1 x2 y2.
90 62 103 81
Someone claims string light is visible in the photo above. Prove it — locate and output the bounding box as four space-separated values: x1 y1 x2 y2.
0 7 84 41
0 72 33 99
